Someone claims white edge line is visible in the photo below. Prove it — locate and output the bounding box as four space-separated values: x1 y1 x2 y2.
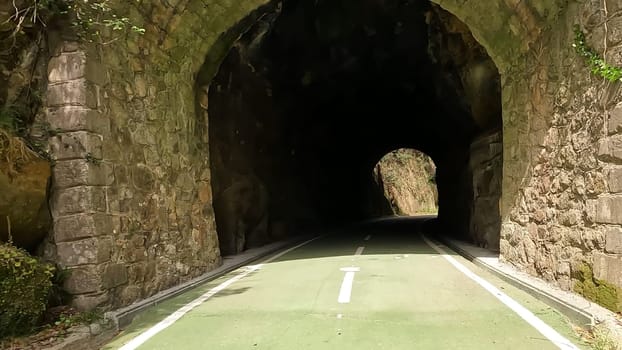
264 236 324 263
421 235 579 350
355 246 365 256
118 236 323 350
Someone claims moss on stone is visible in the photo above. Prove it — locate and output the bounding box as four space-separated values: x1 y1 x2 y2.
573 263 622 312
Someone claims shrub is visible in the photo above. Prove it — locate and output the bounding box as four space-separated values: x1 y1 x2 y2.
0 243 54 338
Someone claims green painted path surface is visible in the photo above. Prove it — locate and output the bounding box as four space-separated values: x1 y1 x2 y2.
104 224 590 350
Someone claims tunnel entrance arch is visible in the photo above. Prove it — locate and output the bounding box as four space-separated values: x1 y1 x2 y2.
42 0 621 312
199 0 505 255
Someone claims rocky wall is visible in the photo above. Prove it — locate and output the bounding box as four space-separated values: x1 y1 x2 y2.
374 149 438 216
469 131 502 251
0 1 52 252
42 1 265 310
500 0 622 310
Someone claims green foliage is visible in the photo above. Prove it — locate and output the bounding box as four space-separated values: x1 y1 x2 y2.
51 309 102 331
64 0 145 42
47 268 71 307
573 26 622 82
5 0 144 44
0 244 55 338
0 106 20 134
0 102 33 136
573 263 622 312
590 326 617 350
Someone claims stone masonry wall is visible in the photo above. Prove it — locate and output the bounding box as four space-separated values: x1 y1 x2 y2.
500 0 622 309
43 0 593 310
470 131 503 252
44 0 272 310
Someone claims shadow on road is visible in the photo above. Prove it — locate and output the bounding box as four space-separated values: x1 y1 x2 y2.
254 215 499 264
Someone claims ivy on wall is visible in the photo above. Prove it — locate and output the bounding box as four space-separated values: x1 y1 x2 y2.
573 25 622 82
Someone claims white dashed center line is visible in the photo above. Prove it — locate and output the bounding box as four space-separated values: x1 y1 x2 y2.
338 267 360 303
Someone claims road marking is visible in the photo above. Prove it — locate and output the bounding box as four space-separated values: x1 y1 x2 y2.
364 234 372 241
421 235 579 350
118 236 322 350
355 246 365 255
338 267 360 304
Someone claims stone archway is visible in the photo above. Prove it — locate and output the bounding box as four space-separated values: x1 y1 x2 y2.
44 0 622 312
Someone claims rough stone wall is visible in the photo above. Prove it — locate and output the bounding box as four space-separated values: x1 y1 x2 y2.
0 1 52 252
470 132 503 251
208 20 286 255
43 0 276 310
500 0 622 309
374 149 438 216
41 0 588 311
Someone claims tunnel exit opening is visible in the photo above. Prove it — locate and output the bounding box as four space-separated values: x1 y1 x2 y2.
198 0 504 256
372 148 438 217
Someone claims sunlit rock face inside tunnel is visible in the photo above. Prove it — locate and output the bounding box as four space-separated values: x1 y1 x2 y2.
202 0 503 255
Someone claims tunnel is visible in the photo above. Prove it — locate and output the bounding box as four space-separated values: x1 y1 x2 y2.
197 0 503 256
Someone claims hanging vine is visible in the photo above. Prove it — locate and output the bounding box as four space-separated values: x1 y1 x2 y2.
573 25 622 82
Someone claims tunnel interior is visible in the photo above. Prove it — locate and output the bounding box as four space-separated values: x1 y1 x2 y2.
200 0 503 256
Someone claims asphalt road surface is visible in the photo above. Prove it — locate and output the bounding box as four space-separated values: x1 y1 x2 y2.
104 218 588 350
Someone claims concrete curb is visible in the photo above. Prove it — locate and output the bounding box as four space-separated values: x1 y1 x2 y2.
105 235 316 329
433 235 595 330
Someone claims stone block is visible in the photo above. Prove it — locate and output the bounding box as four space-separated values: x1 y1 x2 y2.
132 165 156 192
53 159 114 188
47 79 99 108
102 264 128 289
595 196 622 224
51 186 107 217
62 41 80 53
48 52 86 83
64 265 102 294
54 213 112 242
605 226 622 254
47 107 109 134
606 45 622 67
49 131 103 161
56 237 112 267
585 199 597 224
117 285 143 306
593 252 622 288
71 292 109 311
609 17 622 45
608 103 622 135
84 56 107 86
598 135 622 162
559 210 581 226
608 167 622 193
